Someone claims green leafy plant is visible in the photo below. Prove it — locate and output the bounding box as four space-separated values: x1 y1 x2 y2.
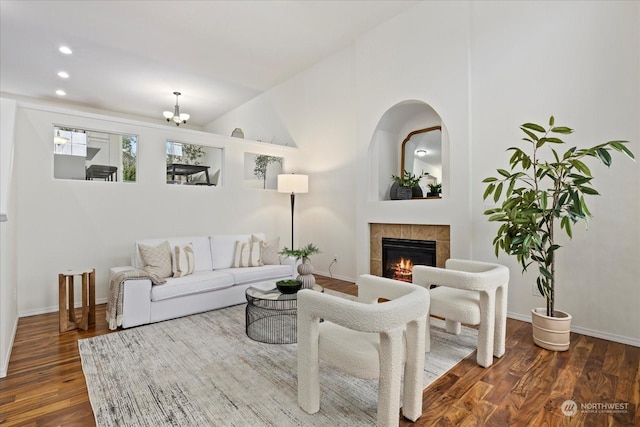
428 183 442 194
276 279 302 286
391 170 428 188
166 142 204 165
253 155 282 189
279 243 321 261
182 144 205 165
483 116 634 317
122 135 137 182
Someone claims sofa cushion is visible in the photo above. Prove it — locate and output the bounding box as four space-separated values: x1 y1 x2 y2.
211 233 266 269
138 241 172 284
134 236 212 272
217 264 292 285
151 271 235 302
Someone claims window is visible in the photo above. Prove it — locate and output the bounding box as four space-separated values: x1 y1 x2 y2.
166 141 223 186
53 126 137 182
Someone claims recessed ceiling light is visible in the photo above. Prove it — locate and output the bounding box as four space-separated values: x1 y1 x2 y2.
415 149 428 157
57 71 70 79
56 89 66 96
59 46 72 55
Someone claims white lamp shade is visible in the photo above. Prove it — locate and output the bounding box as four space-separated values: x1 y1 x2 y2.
277 174 308 194
163 111 174 119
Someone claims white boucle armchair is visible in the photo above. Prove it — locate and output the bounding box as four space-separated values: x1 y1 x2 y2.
297 274 429 427
413 259 509 368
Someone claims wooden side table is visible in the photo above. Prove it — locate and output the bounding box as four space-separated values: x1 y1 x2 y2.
58 268 95 333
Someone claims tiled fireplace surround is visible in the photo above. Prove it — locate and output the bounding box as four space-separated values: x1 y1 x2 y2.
369 223 450 276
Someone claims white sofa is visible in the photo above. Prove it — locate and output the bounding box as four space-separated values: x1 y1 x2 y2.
110 233 296 328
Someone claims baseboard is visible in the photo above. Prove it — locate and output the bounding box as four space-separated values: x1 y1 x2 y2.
18 297 108 318
0 315 18 378
507 311 640 347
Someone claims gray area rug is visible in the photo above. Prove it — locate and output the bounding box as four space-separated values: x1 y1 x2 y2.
79 302 477 426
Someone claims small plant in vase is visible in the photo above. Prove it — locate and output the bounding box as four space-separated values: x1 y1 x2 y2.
427 183 442 197
279 244 321 288
391 170 428 199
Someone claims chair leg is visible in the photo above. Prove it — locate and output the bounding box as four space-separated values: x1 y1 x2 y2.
378 328 404 427
425 315 431 352
477 291 496 368
402 316 426 422
445 319 461 335
297 315 321 414
494 284 507 358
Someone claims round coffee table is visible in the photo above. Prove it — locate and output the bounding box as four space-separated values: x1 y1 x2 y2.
245 283 323 344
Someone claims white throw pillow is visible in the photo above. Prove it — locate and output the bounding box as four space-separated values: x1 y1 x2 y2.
233 238 262 268
173 243 195 278
260 237 280 265
249 234 265 266
138 241 172 284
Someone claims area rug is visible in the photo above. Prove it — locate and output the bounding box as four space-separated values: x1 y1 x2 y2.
79 303 477 427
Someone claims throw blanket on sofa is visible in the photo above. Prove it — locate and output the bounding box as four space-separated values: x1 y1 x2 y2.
106 269 152 330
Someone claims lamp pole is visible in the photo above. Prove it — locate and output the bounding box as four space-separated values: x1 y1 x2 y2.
289 192 295 249
277 174 309 250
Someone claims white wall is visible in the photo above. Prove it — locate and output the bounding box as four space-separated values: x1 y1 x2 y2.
0 97 18 378
469 1 640 344
208 47 358 281
211 1 639 345
11 102 297 317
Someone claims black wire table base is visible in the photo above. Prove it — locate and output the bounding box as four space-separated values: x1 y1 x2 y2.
245 284 322 344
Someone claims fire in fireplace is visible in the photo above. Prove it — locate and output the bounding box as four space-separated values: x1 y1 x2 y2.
382 238 436 282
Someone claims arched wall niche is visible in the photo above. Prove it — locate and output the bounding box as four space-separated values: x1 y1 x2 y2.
367 100 448 201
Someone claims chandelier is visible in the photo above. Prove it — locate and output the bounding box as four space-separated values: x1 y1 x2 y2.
163 91 190 126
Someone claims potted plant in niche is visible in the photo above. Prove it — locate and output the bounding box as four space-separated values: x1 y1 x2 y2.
483 116 634 351
427 183 442 198
279 243 321 288
391 170 428 200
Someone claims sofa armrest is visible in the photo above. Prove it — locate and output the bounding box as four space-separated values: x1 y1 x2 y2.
109 266 136 281
121 276 152 328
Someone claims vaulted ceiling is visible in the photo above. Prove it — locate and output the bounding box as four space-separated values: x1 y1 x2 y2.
1 1 417 127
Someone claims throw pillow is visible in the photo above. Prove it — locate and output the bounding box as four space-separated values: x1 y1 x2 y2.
138 241 172 284
233 238 263 268
173 243 195 278
260 237 280 265
249 234 264 266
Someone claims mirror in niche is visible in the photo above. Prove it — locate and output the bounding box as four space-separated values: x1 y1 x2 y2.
166 141 223 186
53 126 137 182
243 152 283 189
395 126 442 199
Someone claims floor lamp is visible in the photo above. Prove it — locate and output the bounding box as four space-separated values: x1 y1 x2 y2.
277 174 308 249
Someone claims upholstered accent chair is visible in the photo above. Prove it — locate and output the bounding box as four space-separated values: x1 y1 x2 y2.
297 274 429 427
413 259 509 368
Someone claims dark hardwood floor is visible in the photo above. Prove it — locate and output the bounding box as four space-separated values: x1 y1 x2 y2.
0 276 638 426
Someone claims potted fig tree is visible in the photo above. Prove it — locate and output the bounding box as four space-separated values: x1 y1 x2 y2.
483 116 634 351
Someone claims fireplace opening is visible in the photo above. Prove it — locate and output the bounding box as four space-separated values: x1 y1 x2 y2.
382 238 436 282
